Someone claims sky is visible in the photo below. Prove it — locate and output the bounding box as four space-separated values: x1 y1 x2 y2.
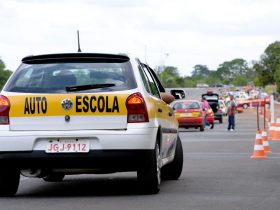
1 0 280 76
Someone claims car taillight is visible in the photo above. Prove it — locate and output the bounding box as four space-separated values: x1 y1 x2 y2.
126 92 149 123
0 95 10 125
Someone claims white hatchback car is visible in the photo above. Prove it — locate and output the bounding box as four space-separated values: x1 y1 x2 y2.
0 53 183 196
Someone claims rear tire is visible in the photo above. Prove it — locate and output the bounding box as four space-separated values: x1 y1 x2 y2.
43 173 65 182
0 169 20 197
161 136 183 180
137 142 161 194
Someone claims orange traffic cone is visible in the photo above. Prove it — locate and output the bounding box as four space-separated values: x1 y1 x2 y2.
262 129 272 153
272 117 280 141
269 122 276 140
251 129 267 159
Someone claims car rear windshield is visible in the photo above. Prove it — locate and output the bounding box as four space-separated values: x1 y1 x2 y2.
174 101 200 110
4 62 137 93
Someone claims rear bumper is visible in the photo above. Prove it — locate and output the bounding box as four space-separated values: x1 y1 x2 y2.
0 150 152 172
177 117 204 127
0 127 158 151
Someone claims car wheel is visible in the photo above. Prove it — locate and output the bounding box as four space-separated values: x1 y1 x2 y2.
200 125 204 131
0 169 20 197
219 118 223 124
137 142 161 194
43 173 65 182
161 136 183 180
210 123 214 129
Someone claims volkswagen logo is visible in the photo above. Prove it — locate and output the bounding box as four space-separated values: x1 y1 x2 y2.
61 98 73 111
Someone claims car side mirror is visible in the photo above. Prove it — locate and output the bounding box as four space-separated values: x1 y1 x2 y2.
170 89 186 100
160 92 175 104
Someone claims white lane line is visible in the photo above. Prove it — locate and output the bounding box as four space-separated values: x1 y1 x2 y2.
181 140 255 142
184 152 280 155
183 152 280 158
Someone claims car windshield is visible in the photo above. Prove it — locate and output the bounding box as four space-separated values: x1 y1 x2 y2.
4 62 136 93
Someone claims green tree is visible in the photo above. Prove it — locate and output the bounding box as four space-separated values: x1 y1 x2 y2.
255 41 280 91
183 76 196 87
232 75 247 86
252 62 267 87
0 59 12 89
253 76 263 87
191 65 210 77
275 68 280 93
157 66 185 87
205 71 223 86
164 66 180 77
216 58 252 85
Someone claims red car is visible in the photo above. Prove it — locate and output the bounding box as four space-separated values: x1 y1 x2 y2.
173 100 205 131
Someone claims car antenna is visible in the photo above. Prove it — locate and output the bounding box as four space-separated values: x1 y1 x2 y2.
77 30 82 52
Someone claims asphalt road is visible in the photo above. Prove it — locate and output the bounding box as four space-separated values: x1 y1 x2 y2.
1 108 280 210
1 87 280 210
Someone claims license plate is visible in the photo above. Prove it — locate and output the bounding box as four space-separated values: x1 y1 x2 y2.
45 139 90 153
182 113 192 117
192 112 199 117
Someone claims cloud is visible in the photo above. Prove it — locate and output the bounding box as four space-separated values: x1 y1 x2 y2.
0 0 280 76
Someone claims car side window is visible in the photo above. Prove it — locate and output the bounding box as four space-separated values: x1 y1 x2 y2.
138 65 152 94
140 64 160 98
144 64 165 93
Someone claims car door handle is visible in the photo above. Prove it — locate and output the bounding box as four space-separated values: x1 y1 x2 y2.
158 108 163 113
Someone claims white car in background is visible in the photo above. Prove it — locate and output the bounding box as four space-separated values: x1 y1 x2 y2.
229 91 250 109
196 83 209 88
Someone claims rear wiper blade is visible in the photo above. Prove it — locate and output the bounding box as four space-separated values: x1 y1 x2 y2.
66 83 115 92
